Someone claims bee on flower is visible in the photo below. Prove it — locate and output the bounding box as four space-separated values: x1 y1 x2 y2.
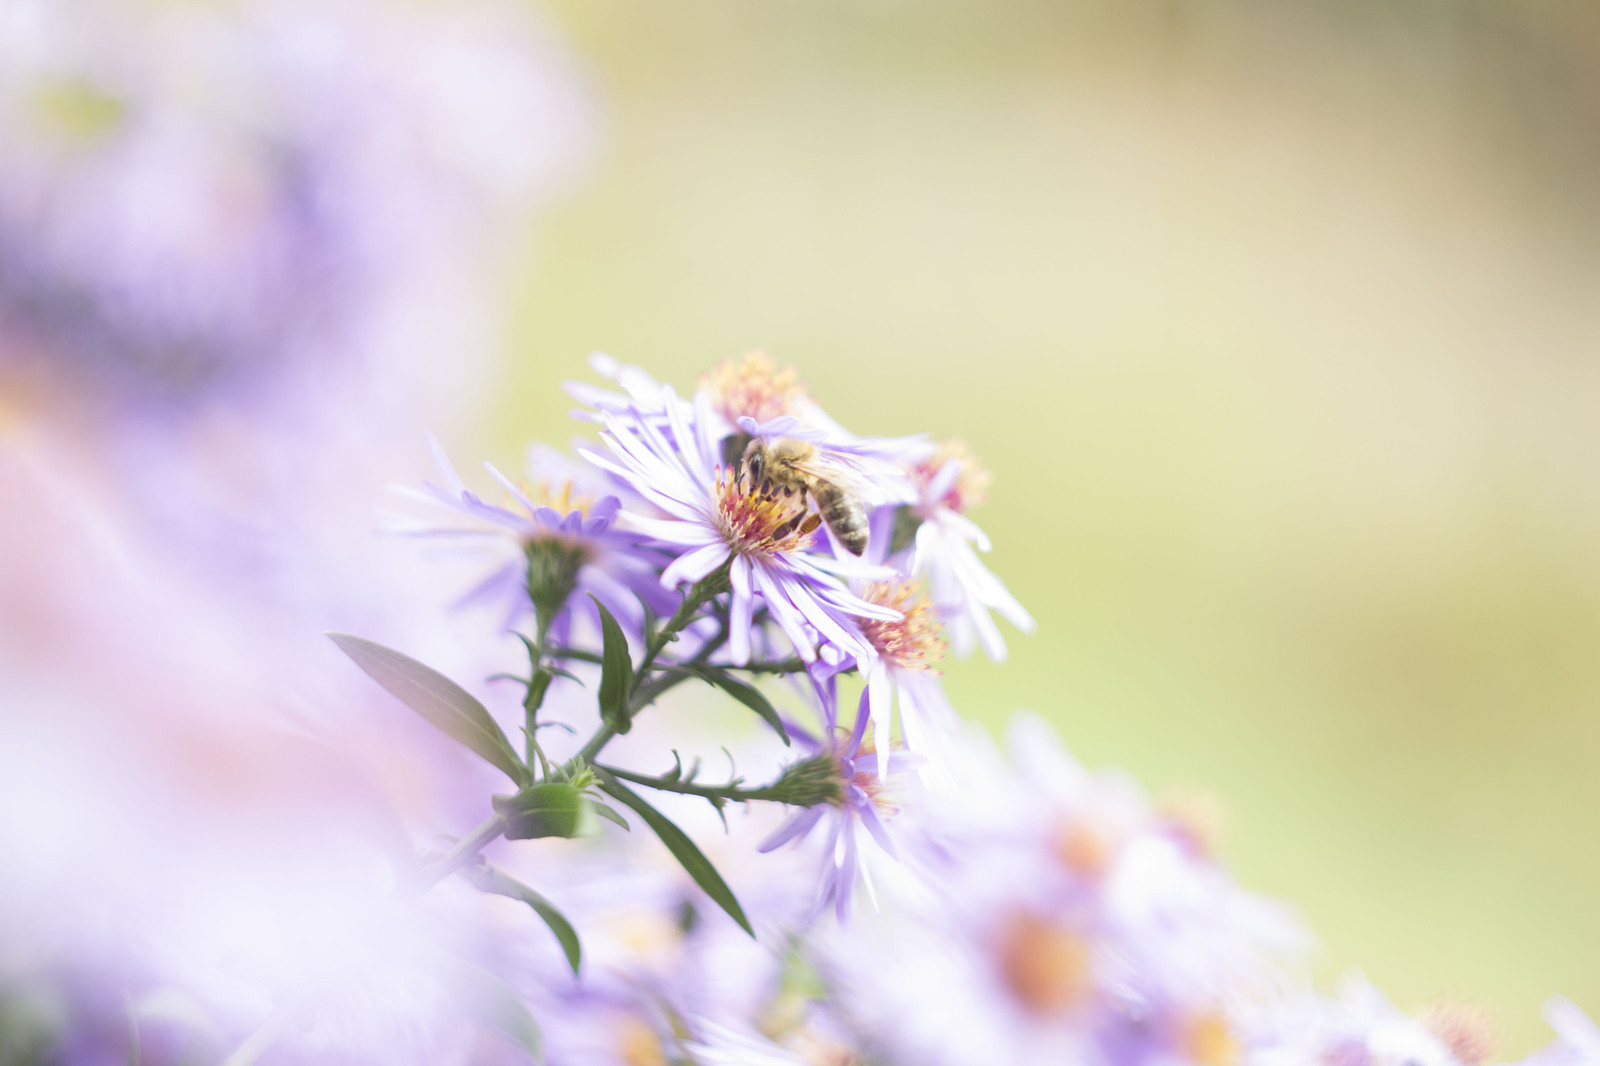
577 380 904 667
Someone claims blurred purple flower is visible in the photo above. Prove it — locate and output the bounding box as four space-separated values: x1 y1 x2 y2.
813 714 1304 1066
0 0 589 412
1242 974 1501 1066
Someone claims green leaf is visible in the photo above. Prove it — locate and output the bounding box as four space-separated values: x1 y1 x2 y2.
461 862 582 976
328 633 529 786
591 596 634 735
694 668 790 745
512 631 541 669
492 783 597 840
587 799 630 831
595 773 753 937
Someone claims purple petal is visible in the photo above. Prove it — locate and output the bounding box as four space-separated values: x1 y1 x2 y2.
728 557 755 666
750 565 817 662
925 457 962 504
662 542 732 590
847 688 871 755
485 461 541 516
834 823 858 923
621 513 722 546
856 801 897 859
427 433 468 496
758 805 826 853
867 666 894 778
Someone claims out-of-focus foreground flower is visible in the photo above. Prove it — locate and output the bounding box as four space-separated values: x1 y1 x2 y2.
0 0 592 1058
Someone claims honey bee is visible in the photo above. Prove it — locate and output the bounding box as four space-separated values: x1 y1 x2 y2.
742 436 871 556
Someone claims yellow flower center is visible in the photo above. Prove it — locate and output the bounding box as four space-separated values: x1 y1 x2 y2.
517 477 596 517
703 350 808 424
617 1016 668 1066
858 581 946 671
1181 1011 1240 1066
714 466 819 556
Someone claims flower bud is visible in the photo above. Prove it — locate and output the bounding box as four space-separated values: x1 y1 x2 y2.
493 782 598 840
524 535 589 628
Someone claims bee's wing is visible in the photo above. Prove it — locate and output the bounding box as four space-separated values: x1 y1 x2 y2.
792 451 907 508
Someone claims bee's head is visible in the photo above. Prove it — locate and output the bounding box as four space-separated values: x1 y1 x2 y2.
740 437 766 486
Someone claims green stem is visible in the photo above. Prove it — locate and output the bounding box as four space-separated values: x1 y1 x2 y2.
524 668 554 775
632 560 732 686
598 763 784 803
406 812 508 896
739 657 808 675
567 561 736 773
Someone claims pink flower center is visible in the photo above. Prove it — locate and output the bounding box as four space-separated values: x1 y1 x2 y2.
910 439 991 514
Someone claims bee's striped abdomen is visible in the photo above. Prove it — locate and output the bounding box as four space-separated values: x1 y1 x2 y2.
812 482 869 556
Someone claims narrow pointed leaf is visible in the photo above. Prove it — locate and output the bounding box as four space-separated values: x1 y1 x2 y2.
588 799 630 831
329 633 529 786
462 862 583 976
595 773 753 936
694 668 789 745
591 596 634 735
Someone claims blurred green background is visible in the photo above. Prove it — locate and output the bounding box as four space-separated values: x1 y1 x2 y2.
487 1 1600 1053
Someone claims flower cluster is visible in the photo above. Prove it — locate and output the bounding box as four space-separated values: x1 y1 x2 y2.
4 350 1594 1066
357 352 1596 1066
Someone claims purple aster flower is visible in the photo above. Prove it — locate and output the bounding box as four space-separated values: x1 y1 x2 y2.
904 440 1035 662
579 384 900 666
758 689 911 924
400 436 672 645
566 351 679 427
825 506 961 783
573 352 924 507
